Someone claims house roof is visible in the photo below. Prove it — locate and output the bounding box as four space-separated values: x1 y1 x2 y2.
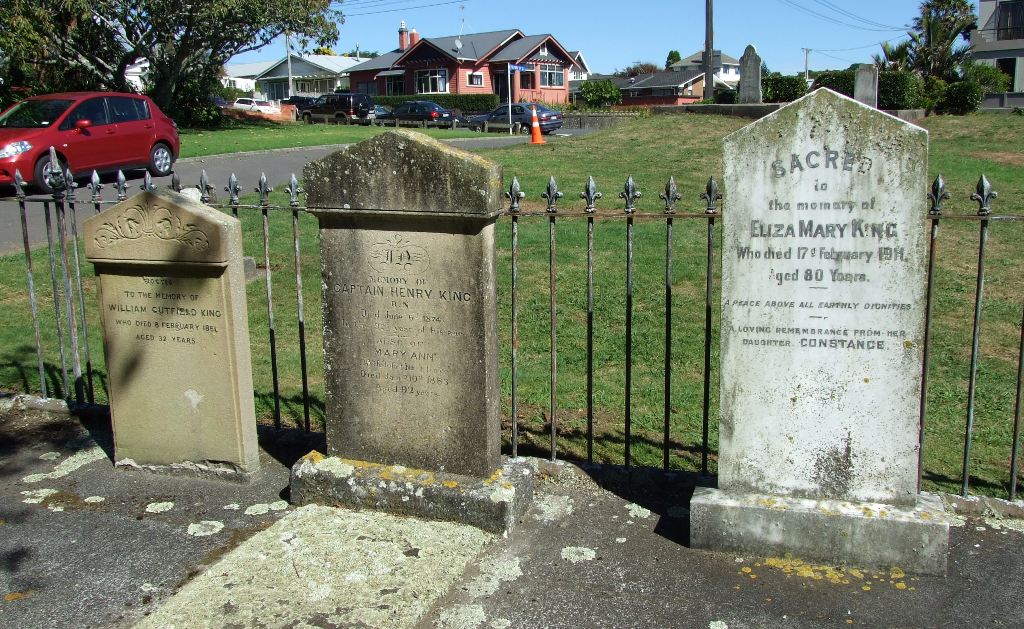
347 50 405 73
254 54 371 80
674 49 740 68
407 29 522 63
568 51 592 74
490 35 554 62
224 60 277 78
612 68 704 90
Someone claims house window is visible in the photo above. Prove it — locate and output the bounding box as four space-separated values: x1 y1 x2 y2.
539 44 548 56
540 64 563 88
519 71 535 90
467 72 484 87
386 75 405 96
415 69 448 93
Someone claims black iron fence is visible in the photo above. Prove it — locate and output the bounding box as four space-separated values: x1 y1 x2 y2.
6 151 1023 501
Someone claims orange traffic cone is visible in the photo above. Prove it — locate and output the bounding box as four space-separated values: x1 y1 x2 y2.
529 105 545 145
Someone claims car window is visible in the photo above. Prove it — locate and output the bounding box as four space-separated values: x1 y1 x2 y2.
62 98 110 129
108 96 148 123
492 106 509 117
512 106 525 115
237 98 252 105
0 99 74 128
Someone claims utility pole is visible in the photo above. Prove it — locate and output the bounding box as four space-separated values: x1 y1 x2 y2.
802 48 811 84
704 0 714 102
285 32 294 99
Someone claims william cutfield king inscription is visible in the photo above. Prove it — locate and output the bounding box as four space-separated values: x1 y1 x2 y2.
720 89 929 505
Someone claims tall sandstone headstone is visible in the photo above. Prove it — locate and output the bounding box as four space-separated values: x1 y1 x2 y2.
690 89 951 574
738 44 763 104
84 189 259 477
305 130 503 478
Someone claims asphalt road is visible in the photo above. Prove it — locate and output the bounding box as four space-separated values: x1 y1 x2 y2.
0 129 589 256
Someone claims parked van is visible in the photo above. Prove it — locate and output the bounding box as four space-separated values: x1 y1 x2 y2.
299 93 375 125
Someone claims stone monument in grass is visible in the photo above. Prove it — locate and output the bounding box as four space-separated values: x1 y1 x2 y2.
738 45 763 104
689 88 951 574
854 63 879 108
84 189 259 478
291 130 532 534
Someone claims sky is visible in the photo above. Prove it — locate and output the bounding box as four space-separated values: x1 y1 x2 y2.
231 0 977 75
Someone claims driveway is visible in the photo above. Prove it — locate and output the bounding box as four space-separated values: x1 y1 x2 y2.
0 129 593 257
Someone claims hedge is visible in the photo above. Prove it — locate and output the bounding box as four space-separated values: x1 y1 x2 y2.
938 81 983 115
878 71 924 110
372 94 499 113
811 70 855 97
763 75 807 103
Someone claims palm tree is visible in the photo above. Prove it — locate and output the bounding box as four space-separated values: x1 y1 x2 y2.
873 40 914 71
909 6 974 81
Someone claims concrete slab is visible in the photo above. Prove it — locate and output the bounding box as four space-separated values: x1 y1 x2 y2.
135 504 493 629
689 488 952 575
291 453 534 535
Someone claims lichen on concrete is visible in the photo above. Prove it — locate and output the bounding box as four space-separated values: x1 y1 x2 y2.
22 446 106 483
136 504 492 629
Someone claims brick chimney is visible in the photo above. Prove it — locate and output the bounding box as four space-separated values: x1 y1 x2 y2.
410 28 420 46
399 20 409 51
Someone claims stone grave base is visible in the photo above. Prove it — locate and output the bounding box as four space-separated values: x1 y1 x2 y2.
289 452 534 535
689 488 951 575
115 457 255 483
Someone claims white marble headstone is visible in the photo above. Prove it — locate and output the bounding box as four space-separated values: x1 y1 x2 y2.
720 88 928 505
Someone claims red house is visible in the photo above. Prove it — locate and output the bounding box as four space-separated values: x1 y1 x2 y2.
347 22 574 104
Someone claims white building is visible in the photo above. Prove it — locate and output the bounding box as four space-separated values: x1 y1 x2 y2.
670 50 741 89
971 0 1024 92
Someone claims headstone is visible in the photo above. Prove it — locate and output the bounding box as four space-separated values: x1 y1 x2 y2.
738 44 763 104
84 189 259 477
854 63 879 108
293 130 532 534
690 88 951 574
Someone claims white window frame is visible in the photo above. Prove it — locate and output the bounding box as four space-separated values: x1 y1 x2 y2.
415 68 448 94
540 64 564 88
467 71 484 87
539 44 548 56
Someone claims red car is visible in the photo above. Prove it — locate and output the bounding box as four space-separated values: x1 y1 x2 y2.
0 92 180 193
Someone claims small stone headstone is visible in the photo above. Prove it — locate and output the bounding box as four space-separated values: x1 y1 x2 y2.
854 64 878 108
304 130 504 478
738 44 763 104
691 88 950 574
84 189 259 477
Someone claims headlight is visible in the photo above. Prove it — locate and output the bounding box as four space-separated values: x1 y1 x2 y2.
0 141 32 159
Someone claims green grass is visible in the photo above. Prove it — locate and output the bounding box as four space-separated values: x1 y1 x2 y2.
178 120 481 158
2 111 1021 497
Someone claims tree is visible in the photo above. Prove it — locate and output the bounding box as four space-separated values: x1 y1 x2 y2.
579 79 621 108
665 50 681 69
616 62 660 78
1 0 340 120
342 49 379 58
313 46 336 55
908 0 975 81
873 40 914 71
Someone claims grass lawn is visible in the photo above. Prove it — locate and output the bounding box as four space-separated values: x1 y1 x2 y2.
1 111 1021 497
178 119 481 158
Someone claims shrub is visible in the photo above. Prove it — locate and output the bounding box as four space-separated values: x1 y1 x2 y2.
922 76 948 114
714 89 737 104
962 61 1011 94
811 70 855 97
763 74 807 103
578 79 621 108
372 94 499 113
938 81 983 115
1014 107 1024 116
878 71 924 110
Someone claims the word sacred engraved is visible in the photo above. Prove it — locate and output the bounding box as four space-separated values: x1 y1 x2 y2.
334 235 474 400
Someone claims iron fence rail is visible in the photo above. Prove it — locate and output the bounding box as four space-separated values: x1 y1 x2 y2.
8 157 1024 501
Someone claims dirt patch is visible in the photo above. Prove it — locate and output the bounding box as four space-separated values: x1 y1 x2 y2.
969 151 1024 167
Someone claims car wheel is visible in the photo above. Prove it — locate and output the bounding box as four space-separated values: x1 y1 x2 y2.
148 143 174 177
303 113 313 124
33 155 59 195
336 116 350 126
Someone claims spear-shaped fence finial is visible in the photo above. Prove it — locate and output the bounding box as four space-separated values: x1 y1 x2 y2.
140 171 155 192
13 169 26 200
506 176 525 213
580 176 602 213
225 173 241 206
660 176 681 214
256 172 273 207
543 176 563 213
619 176 641 214
971 175 997 216
45 147 67 197
89 171 103 202
701 176 722 214
199 170 211 203
285 173 303 208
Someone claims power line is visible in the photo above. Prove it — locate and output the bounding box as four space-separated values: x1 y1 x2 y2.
816 50 860 65
809 0 906 30
774 0 906 32
344 0 474 15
